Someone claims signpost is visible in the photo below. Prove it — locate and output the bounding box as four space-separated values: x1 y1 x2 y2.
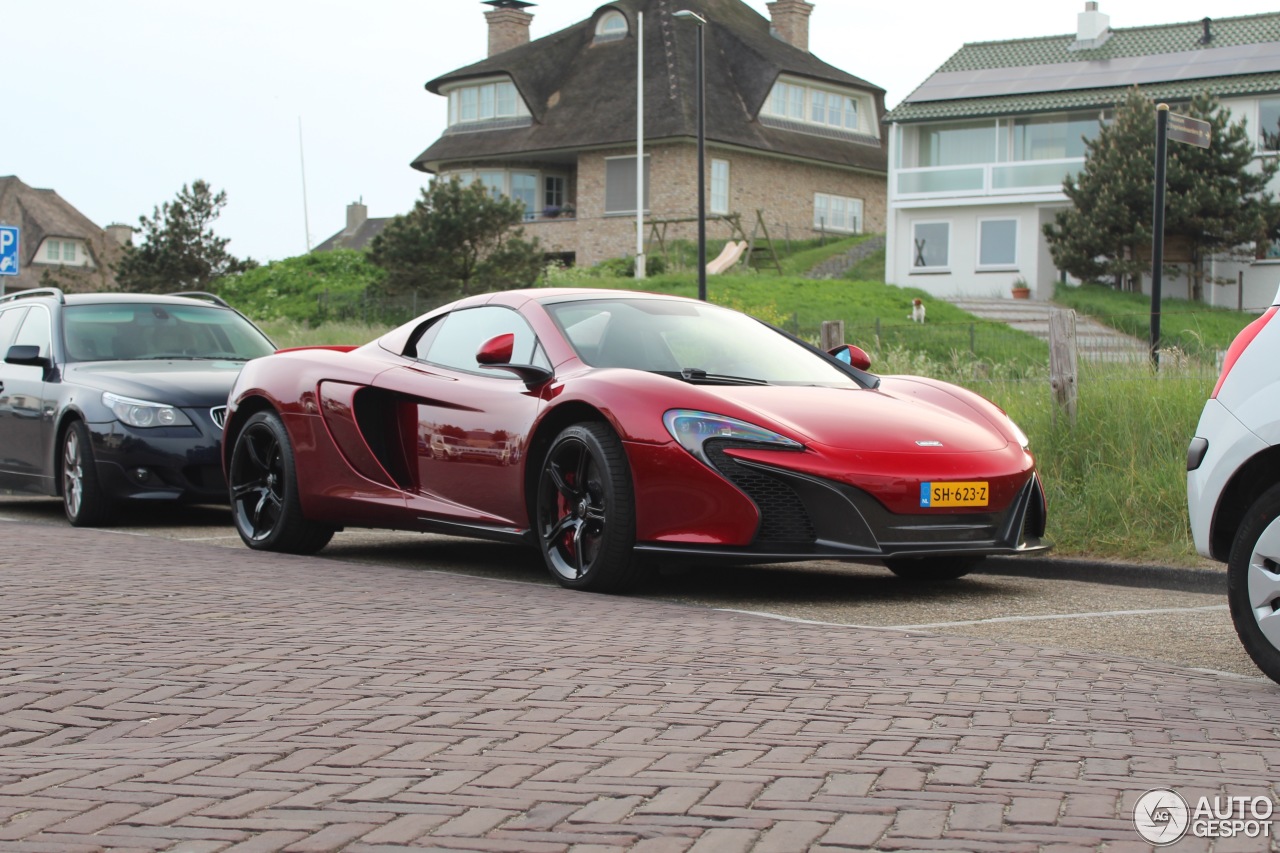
0 225 19 297
1150 104 1210 368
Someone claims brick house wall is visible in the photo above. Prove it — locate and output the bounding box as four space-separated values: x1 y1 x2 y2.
524 141 887 267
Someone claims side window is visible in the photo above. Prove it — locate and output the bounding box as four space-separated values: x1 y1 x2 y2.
12 307 52 358
0 307 28 354
424 306 542 376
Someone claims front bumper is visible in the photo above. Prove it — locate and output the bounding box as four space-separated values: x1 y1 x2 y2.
635 448 1049 563
1187 398 1267 560
85 407 228 503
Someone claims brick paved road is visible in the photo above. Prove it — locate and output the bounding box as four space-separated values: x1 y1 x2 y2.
2 526 1278 852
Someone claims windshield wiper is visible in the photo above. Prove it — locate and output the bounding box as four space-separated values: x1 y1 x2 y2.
654 368 769 386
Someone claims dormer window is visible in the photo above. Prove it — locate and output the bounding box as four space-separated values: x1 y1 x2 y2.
445 78 530 127
41 238 90 266
763 78 872 136
595 10 628 42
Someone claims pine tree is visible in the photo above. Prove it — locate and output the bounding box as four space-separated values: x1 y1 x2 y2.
368 178 543 299
116 181 254 293
1044 88 1280 299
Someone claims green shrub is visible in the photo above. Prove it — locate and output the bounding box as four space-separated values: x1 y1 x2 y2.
214 250 386 324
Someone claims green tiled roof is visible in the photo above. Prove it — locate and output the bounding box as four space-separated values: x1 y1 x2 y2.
888 72 1280 123
887 11 1280 123
939 12 1280 72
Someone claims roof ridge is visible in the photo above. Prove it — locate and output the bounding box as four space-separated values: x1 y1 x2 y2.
956 10 1280 50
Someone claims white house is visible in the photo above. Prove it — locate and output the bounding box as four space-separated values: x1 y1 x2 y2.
883 4 1280 307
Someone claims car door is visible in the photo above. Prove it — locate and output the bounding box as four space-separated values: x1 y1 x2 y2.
375 305 549 529
0 304 54 490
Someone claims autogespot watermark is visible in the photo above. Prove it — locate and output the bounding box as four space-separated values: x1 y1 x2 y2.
1133 788 1275 845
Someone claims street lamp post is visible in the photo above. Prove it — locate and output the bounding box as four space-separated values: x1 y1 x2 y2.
674 10 707 301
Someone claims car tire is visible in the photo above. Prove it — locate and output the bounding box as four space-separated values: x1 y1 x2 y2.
536 422 647 592
229 410 334 555
61 420 113 527
1227 484 1280 684
885 555 983 581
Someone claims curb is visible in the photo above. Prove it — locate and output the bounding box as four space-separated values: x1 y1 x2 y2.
979 554 1225 593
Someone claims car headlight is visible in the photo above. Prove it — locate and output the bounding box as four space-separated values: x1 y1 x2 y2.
663 409 803 466
102 392 193 428
1009 418 1030 450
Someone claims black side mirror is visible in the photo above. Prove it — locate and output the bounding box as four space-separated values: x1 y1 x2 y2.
5 345 51 369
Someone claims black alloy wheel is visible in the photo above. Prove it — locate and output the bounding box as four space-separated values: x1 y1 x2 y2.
536 422 646 592
228 410 334 554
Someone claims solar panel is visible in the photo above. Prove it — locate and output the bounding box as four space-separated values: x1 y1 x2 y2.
908 42 1280 103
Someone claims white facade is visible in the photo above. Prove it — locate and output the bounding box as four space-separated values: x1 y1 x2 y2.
885 94 1280 308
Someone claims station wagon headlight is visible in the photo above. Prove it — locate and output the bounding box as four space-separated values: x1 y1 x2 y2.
663 409 803 466
102 392 193 428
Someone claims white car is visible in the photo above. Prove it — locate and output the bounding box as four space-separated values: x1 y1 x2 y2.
1188 284 1280 682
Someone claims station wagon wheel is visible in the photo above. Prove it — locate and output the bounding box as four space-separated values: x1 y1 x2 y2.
884 555 983 582
62 420 112 527
229 410 334 554
536 423 646 592
1228 485 1280 684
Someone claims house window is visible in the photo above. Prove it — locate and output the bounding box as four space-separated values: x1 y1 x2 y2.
447 79 527 127
478 171 505 201
511 172 538 220
604 155 651 215
912 222 950 270
978 219 1018 268
710 159 729 215
1012 112 1102 161
919 121 997 167
766 79 862 132
544 176 566 209
814 194 862 234
47 241 61 261
595 10 628 41
62 241 77 263
1260 98 1280 152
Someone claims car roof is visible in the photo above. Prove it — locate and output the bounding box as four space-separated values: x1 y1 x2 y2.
63 293 230 307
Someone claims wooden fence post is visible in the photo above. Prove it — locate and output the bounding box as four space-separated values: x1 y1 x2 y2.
1049 307 1078 427
820 320 845 351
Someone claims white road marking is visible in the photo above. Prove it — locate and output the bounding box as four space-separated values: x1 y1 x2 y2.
718 604 1230 632
885 604 1230 630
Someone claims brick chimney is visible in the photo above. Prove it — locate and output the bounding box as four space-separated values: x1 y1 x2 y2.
484 2 534 57
767 0 814 53
345 201 367 234
104 223 133 246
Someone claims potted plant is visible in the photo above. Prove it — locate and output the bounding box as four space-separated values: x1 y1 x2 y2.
1011 277 1031 299
542 205 561 219
560 202 576 219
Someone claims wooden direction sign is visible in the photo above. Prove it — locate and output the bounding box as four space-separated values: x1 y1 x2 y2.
1167 112 1211 148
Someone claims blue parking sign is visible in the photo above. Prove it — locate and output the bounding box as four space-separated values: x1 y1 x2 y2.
0 226 18 276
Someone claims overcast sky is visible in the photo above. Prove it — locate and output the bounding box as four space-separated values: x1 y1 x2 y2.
9 0 1278 263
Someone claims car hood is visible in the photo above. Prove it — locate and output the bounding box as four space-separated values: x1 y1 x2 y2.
707 377 1009 453
63 360 247 407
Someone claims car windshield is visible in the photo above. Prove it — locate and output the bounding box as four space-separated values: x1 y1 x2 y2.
546 297 860 387
63 303 275 363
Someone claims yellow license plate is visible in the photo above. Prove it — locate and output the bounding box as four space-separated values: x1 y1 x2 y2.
921 481 989 508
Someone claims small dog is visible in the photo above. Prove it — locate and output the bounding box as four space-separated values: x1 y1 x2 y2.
909 298 926 324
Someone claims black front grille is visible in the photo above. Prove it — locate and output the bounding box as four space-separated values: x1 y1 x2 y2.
705 442 815 544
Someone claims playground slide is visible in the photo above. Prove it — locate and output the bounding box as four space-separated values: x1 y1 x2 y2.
706 240 747 275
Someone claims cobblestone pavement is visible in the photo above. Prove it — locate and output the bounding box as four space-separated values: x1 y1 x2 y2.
2 526 1279 852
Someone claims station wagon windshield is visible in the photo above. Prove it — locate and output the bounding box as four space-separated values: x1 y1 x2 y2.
63 303 276 363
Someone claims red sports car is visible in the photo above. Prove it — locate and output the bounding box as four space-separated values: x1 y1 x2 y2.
223 288 1048 591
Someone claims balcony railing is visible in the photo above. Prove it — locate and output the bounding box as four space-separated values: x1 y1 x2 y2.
894 157 1084 200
